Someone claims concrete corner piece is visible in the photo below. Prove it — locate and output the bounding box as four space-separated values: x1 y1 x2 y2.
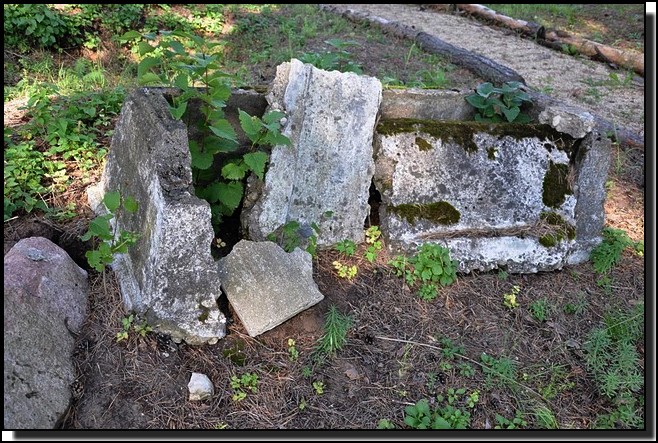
88 88 226 345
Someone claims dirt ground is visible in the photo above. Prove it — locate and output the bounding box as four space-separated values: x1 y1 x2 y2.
4 4 646 432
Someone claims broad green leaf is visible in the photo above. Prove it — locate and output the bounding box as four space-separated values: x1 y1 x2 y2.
138 72 162 86
137 41 155 56
243 151 269 180
167 40 186 54
217 181 243 211
221 161 248 180
238 109 262 143
501 106 520 123
209 120 237 143
169 101 187 120
173 73 189 90
119 30 141 43
465 94 488 109
124 196 138 213
85 249 104 272
199 181 222 203
262 110 286 125
263 131 291 147
203 135 239 154
137 57 161 79
191 150 214 170
103 191 121 212
476 82 494 97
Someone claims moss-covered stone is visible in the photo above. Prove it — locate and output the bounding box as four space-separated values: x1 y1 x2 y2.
376 119 578 156
542 161 573 208
538 211 576 247
539 234 558 247
389 201 460 225
415 136 433 151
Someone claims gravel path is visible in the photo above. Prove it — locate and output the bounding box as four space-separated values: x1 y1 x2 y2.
333 4 645 137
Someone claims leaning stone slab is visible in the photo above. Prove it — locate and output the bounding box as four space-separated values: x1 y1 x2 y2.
374 118 610 273
217 240 324 337
4 237 88 429
244 59 382 246
88 88 225 345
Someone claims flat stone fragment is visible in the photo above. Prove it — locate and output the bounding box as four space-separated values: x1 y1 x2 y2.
88 87 225 345
245 59 382 246
217 240 324 337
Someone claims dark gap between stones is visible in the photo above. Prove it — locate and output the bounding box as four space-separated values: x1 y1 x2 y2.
365 179 382 229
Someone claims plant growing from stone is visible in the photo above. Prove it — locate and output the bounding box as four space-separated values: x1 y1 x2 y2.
312 304 353 362
583 303 644 428
333 260 358 280
465 81 532 123
81 191 139 273
287 338 299 361
529 297 552 322
503 285 521 310
389 243 458 301
116 314 134 342
494 410 528 429
312 380 325 395
298 38 363 74
267 219 319 256
335 239 356 257
124 29 290 231
230 372 259 402
364 225 383 263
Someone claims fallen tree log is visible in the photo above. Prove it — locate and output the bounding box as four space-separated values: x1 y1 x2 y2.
318 4 526 85
454 4 545 38
543 30 644 76
318 4 644 149
451 4 644 76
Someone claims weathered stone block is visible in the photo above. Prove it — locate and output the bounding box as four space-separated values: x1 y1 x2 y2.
217 240 324 337
374 118 610 273
244 59 382 246
4 237 88 429
88 88 225 345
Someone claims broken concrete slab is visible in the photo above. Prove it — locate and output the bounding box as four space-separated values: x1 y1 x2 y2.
244 59 382 246
380 88 475 121
374 117 610 273
4 237 88 429
88 87 226 345
217 240 324 337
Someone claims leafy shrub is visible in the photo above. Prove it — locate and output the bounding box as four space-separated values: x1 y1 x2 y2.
4 4 85 51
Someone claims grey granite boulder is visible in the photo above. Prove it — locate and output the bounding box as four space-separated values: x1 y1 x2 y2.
88 88 225 345
4 237 88 429
244 59 382 246
217 240 324 337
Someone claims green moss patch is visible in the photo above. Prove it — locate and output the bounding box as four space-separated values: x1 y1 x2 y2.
377 119 577 156
542 161 573 208
389 201 460 225
538 211 576 247
415 136 433 151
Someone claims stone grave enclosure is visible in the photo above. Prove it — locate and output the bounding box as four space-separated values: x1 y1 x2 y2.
90 59 610 344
